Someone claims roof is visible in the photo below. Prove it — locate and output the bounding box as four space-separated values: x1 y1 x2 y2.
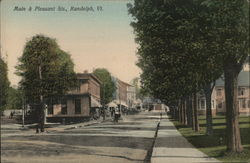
112 77 131 87
215 77 224 87
238 71 250 86
215 71 249 87
120 80 132 87
76 73 102 85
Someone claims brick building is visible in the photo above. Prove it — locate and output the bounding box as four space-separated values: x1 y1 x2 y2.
198 62 250 115
47 72 101 121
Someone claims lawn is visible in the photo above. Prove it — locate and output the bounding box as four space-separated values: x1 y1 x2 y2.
171 115 250 163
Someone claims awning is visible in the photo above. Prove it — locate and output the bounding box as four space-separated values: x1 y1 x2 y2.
108 101 117 108
121 101 128 107
113 100 128 107
91 97 101 107
135 99 142 104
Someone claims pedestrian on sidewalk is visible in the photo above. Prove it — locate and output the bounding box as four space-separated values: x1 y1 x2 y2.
114 107 119 123
10 111 14 119
102 107 106 121
111 107 115 117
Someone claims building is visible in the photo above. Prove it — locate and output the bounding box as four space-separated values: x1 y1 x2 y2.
212 71 250 115
142 97 164 111
127 85 136 109
198 62 250 115
112 77 130 108
47 72 102 121
197 91 213 115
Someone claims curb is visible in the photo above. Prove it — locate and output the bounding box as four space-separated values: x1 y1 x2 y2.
18 118 113 131
145 120 161 162
65 118 112 130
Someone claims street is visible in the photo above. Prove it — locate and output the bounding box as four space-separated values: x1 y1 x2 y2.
1 112 160 163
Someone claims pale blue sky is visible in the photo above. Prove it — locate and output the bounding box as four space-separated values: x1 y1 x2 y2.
1 0 139 86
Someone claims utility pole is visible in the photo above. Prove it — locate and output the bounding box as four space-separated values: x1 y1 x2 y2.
119 83 122 115
102 83 105 120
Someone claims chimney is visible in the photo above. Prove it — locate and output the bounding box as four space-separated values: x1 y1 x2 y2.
84 70 88 74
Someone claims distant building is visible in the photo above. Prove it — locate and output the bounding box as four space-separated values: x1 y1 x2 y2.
112 77 130 108
127 85 136 109
47 72 101 121
142 97 165 111
142 97 154 110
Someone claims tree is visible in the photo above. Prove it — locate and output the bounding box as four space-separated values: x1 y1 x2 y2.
128 0 212 131
0 57 9 112
6 86 23 110
49 49 77 99
129 0 249 153
93 68 116 105
16 34 77 132
201 0 249 152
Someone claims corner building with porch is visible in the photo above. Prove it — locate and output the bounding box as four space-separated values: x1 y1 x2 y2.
47 72 101 122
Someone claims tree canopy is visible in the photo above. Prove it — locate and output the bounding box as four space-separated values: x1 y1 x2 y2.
128 0 249 152
0 57 10 111
128 0 221 106
6 86 23 110
93 68 116 105
16 34 77 104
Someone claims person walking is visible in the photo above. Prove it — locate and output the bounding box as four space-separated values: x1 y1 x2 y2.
10 111 14 119
102 107 106 121
114 107 120 123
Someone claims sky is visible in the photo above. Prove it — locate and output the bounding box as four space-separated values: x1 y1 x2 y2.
0 0 140 86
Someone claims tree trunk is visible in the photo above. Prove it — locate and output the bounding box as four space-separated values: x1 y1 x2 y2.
186 96 193 127
180 100 185 124
179 106 182 123
204 82 215 135
179 100 182 123
170 107 177 119
40 100 45 132
192 95 195 130
174 106 178 120
172 107 175 119
38 65 45 133
224 67 243 152
170 107 173 118
183 99 187 125
193 93 199 132
174 106 178 119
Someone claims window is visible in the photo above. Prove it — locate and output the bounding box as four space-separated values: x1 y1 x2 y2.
217 89 222 96
242 100 246 109
238 87 245 96
248 100 250 108
47 104 53 115
217 102 222 109
200 100 206 110
212 100 215 109
239 99 246 109
75 99 81 114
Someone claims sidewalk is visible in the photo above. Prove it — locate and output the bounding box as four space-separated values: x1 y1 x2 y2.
151 115 220 163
